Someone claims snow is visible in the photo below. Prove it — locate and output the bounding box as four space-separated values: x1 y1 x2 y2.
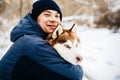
105 0 120 12
77 26 120 80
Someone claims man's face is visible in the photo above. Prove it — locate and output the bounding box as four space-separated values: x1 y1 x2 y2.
37 10 61 33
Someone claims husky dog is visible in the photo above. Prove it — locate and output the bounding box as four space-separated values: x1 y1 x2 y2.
46 23 94 80
46 23 83 65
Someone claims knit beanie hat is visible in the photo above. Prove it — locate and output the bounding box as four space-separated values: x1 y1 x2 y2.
31 0 62 21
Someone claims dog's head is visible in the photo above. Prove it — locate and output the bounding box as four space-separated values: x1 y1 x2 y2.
46 23 82 65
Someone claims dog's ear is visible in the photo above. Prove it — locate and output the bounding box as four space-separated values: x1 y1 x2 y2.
52 24 63 39
69 22 77 32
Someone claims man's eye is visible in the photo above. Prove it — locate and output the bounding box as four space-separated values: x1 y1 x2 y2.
44 14 50 16
55 15 60 18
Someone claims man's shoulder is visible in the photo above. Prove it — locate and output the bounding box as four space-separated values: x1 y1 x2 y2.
19 35 47 44
14 35 49 51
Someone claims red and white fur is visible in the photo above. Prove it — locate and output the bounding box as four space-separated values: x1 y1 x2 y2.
46 23 83 65
46 23 94 80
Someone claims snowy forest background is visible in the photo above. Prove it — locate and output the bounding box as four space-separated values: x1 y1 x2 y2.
0 0 120 80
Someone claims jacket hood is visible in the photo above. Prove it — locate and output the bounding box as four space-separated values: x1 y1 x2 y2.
10 13 48 42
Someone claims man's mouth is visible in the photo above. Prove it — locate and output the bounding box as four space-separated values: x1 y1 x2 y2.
47 25 57 29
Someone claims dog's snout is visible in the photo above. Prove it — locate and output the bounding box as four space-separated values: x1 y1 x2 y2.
76 56 83 62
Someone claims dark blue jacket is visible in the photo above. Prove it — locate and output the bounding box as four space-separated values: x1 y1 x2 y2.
0 13 83 80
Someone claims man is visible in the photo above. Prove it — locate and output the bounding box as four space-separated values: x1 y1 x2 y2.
0 0 83 80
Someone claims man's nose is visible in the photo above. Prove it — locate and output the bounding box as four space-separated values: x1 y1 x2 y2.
50 16 58 22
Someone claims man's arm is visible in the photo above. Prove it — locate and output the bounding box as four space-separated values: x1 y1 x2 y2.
27 40 83 80
11 55 72 80
17 36 83 80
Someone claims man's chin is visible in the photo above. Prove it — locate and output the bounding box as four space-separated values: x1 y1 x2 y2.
48 30 54 33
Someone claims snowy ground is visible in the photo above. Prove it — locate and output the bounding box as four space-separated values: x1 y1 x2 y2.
0 22 120 80
76 25 120 80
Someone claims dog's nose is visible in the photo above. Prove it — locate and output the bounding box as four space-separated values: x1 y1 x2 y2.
76 56 83 62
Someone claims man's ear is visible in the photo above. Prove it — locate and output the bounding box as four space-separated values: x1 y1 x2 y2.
52 24 63 39
69 22 77 32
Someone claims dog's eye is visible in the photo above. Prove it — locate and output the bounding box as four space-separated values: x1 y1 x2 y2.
64 44 71 49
